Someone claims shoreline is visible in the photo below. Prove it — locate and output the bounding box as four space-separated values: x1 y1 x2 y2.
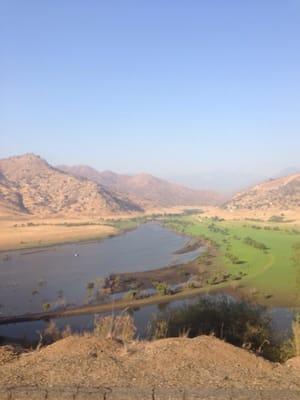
0 233 116 255
0 283 229 326
0 221 141 254
0 278 292 328
0 219 199 255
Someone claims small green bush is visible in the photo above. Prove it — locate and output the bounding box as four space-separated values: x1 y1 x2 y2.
149 296 295 362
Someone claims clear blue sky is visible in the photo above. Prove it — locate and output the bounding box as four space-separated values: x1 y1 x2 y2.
1 1 300 184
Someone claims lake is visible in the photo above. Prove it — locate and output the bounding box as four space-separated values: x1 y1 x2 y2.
0 222 204 341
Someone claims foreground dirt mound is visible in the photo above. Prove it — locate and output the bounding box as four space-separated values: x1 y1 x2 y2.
0 335 299 392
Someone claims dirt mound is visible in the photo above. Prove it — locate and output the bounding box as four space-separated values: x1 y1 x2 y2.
0 345 19 366
0 335 299 392
286 356 300 370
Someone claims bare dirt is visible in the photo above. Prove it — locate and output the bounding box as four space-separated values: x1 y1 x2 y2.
0 217 118 251
0 335 300 393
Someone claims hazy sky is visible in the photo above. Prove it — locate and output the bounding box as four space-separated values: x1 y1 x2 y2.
1 1 300 185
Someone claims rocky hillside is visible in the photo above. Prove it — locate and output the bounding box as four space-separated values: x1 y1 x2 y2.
0 172 26 215
0 335 300 399
0 154 142 217
225 173 300 211
58 165 219 208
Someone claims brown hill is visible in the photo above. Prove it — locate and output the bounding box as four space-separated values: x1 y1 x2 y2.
58 165 219 208
0 154 142 217
225 173 300 211
0 172 27 216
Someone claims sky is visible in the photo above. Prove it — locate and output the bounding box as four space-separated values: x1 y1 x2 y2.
1 1 300 191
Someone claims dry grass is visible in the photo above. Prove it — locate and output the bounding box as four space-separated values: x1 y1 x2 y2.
0 217 117 251
94 314 136 345
200 206 300 224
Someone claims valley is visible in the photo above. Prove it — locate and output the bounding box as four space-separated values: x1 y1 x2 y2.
1 153 300 368
3 4 300 396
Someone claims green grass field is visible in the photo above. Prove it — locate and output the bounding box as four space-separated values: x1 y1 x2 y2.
164 215 300 307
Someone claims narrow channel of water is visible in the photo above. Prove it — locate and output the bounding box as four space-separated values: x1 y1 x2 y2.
0 293 296 344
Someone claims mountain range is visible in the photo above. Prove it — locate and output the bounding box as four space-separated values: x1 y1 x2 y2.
1 153 299 218
0 154 218 217
57 164 219 209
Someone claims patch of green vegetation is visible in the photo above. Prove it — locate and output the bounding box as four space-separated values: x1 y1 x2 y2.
164 215 300 306
150 296 295 362
153 281 170 296
104 216 147 231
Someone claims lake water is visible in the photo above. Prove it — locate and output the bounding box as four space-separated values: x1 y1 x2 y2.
0 223 204 341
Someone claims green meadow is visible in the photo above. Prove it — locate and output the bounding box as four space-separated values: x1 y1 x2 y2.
164 215 300 307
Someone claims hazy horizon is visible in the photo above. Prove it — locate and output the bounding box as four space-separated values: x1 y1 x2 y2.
1 1 300 192
1 150 299 194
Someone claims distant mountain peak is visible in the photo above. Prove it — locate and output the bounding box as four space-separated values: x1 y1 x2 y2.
58 164 220 208
225 172 300 211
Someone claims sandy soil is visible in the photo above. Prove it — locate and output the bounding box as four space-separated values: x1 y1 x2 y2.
0 217 117 252
0 335 299 391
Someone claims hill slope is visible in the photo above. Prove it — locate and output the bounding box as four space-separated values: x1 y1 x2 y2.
58 165 219 208
0 154 142 217
225 173 300 211
0 172 27 216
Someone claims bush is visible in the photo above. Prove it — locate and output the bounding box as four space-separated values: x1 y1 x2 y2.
149 296 294 362
269 215 284 222
243 236 268 251
123 290 139 300
94 313 136 344
154 282 170 296
151 318 169 340
40 320 61 345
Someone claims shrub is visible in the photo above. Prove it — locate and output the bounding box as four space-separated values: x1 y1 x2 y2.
41 320 61 344
61 325 72 338
243 236 268 251
123 290 139 300
42 302 51 312
269 215 284 222
154 282 170 296
94 313 136 344
86 281 95 290
149 296 294 362
150 318 169 340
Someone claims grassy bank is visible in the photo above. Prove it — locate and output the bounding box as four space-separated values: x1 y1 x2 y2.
164 215 300 307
